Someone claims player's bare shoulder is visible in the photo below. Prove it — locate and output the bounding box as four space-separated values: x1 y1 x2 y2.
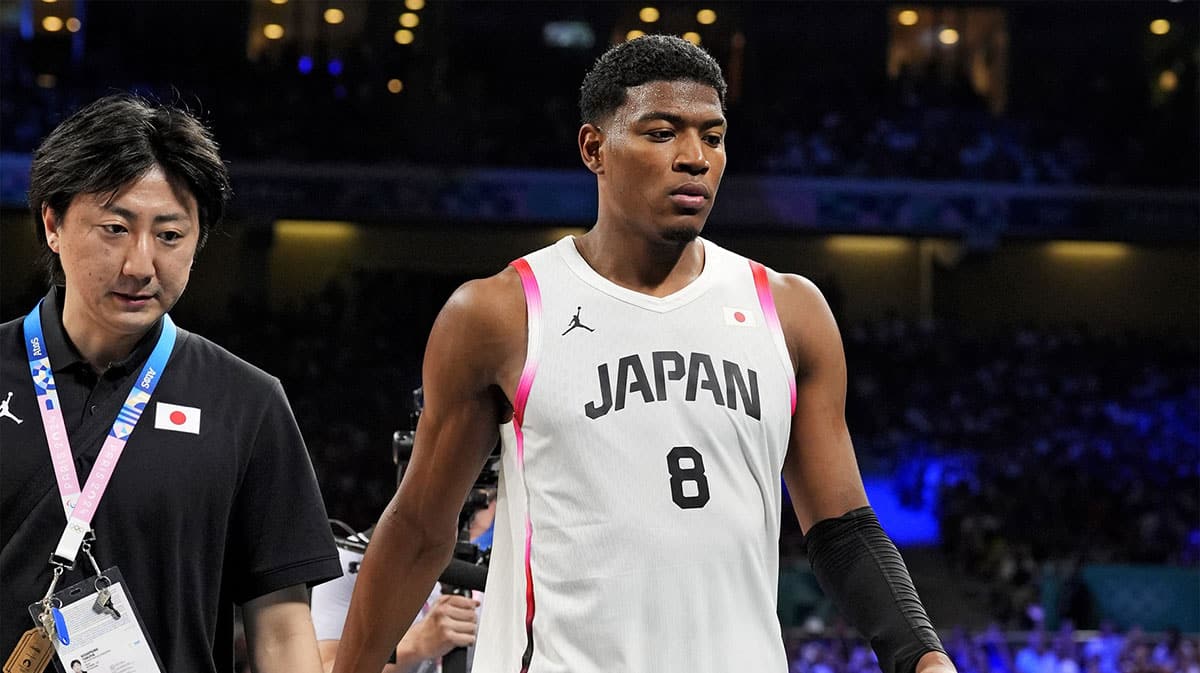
439 266 525 335
428 266 528 398
765 269 830 316
762 268 843 377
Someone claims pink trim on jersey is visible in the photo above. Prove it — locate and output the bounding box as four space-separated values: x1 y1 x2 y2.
511 259 541 427
750 261 797 415
509 257 541 672
515 421 536 673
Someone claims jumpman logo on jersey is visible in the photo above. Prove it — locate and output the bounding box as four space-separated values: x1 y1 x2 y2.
562 306 595 336
0 392 22 424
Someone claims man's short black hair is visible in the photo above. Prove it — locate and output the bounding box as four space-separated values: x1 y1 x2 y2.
579 34 727 125
28 93 231 285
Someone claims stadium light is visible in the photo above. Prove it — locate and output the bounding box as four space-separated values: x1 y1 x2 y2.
275 220 358 241
682 31 701 45
898 10 919 26
1150 19 1170 35
66 17 81 32
405 0 425 9
938 28 959 45
324 8 345 25
42 16 63 31
639 7 659 23
400 12 420 27
264 23 285 40
1046 241 1129 259
395 29 414 44
697 9 717 25
827 236 911 255
626 29 645 41
1159 70 1178 92
388 79 404 94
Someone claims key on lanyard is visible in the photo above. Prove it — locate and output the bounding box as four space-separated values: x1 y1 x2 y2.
38 565 64 643
92 576 120 620
81 535 120 620
37 611 56 646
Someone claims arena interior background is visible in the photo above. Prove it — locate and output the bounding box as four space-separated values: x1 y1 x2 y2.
2 0 1197 668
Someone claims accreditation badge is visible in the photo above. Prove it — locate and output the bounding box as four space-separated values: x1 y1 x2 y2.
26 568 164 673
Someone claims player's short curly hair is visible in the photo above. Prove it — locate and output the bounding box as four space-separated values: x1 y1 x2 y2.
579 34 727 125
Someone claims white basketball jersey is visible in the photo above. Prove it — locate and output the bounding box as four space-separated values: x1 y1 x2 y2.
475 236 796 673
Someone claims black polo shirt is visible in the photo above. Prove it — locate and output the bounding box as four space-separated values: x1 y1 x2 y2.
1 288 342 671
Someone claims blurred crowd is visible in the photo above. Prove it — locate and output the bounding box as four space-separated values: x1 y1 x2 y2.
5 5 1195 189
752 63 1195 187
6 74 1193 188
842 317 1198 627
758 101 1156 186
787 622 1199 673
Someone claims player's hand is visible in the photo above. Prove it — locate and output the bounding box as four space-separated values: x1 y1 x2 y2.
916 650 958 673
403 594 479 660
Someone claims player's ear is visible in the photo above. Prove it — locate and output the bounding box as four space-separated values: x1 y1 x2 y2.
579 123 605 175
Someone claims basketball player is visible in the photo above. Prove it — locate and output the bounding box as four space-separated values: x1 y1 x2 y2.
334 35 956 673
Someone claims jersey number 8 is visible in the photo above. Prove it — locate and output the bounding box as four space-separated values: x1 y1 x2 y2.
666 446 710 509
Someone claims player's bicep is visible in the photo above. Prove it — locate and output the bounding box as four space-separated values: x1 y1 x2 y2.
393 275 520 534
774 274 868 532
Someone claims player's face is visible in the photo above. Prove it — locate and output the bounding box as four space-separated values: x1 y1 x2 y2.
44 165 199 351
593 79 726 243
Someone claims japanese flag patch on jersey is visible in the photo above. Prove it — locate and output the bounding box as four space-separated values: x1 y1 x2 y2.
723 306 758 327
154 402 201 434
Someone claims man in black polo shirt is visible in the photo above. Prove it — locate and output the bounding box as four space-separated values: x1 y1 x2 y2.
0 94 342 672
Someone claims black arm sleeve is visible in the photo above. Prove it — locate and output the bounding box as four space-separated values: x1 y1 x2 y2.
804 506 946 673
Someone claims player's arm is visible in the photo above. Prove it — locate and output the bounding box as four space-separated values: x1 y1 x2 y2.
243 584 324 673
771 272 955 673
332 271 524 673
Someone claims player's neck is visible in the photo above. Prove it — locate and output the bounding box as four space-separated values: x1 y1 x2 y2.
574 227 705 298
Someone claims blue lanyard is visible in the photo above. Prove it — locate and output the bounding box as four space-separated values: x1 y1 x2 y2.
23 299 178 566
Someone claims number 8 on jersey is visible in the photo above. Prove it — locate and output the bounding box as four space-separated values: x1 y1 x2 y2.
667 445 710 509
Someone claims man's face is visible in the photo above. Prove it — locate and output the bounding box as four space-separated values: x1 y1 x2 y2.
44 165 199 348
72 664 82 672
590 79 726 243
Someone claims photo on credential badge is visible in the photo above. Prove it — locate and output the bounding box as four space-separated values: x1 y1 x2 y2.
26 569 164 673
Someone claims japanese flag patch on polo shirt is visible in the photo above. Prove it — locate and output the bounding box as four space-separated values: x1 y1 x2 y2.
723 306 758 327
154 402 201 434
